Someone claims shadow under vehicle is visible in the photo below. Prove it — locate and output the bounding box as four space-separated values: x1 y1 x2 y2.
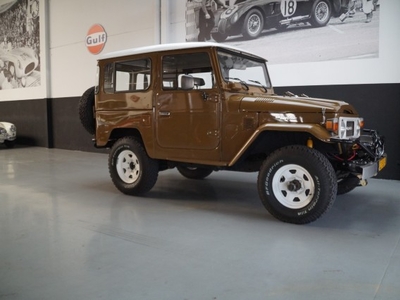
211 0 346 42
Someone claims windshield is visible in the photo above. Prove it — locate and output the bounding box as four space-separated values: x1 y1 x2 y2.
217 50 271 89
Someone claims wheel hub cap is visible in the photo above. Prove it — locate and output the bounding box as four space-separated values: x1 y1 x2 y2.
271 164 315 209
116 150 140 184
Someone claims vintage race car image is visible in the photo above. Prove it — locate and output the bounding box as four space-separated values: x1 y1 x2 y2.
211 0 344 42
0 122 17 148
0 47 39 87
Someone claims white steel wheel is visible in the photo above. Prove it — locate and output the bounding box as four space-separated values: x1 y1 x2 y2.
272 164 315 209
257 145 337 224
109 137 158 195
116 149 141 184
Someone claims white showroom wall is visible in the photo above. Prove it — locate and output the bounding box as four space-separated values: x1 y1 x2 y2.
48 0 161 98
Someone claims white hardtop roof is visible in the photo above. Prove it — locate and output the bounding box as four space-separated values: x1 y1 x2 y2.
99 42 266 61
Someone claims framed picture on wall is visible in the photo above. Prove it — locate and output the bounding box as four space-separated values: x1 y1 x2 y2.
184 0 380 65
0 0 47 100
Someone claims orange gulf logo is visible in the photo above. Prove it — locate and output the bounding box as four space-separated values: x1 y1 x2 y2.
86 24 107 55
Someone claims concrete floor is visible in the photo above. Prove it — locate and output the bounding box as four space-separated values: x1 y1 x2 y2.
0 147 399 300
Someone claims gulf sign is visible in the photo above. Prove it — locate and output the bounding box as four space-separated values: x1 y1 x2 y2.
86 24 107 55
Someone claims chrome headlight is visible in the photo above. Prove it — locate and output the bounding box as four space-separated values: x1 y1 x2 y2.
325 117 364 140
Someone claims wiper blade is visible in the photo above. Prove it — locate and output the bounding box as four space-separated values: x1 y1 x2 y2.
248 79 268 92
225 77 249 90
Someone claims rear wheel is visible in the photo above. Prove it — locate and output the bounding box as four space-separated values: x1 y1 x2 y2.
258 145 337 224
242 9 264 39
109 137 158 195
310 0 331 27
177 166 213 180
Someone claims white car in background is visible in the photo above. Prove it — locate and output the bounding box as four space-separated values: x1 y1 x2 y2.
0 122 16 148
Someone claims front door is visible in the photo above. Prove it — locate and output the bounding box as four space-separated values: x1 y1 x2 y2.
156 51 221 161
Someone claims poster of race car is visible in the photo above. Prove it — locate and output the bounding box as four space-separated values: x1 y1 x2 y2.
0 0 40 90
185 0 380 64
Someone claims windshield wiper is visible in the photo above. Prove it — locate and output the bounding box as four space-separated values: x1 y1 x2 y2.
248 79 268 93
225 77 249 90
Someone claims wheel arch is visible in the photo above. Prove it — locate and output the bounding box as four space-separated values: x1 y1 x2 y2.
228 124 333 167
106 128 144 148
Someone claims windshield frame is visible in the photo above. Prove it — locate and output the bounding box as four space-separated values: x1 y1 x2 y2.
216 48 272 90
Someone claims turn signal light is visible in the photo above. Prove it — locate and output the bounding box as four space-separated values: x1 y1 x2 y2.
325 119 339 133
359 118 364 129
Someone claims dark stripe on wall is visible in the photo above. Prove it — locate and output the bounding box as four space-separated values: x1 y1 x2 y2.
1 83 399 179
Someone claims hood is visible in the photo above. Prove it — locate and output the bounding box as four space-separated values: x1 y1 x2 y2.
238 95 357 114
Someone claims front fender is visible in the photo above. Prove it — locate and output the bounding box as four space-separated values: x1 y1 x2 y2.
228 123 331 166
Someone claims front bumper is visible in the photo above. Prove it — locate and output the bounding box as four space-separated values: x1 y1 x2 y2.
355 154 387 180
332 129 386 180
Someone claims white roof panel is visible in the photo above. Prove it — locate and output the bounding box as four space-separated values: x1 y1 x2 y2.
99 42 266 61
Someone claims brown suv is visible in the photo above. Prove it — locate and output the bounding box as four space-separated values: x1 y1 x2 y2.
79 42 386 224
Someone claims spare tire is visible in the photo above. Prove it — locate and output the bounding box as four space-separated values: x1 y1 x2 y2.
78 86 95 134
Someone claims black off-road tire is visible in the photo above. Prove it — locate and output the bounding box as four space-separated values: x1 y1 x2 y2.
177 166 213 180
310 0 331 27
242 9 264 39
257 145 337 224
108 137 159 195
78 86 95 135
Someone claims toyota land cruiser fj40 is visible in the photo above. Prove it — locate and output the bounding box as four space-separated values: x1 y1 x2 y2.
79 42 386 224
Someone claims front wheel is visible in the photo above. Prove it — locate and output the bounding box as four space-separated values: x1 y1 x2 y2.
257 145 337 224
108 137 158 195
310 0 331 27
242 9 264 39
212 32 228 42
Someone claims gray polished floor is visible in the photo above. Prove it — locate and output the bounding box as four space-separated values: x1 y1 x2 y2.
1 147 399 300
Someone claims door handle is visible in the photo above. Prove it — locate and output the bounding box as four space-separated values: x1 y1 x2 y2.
159 111 171 116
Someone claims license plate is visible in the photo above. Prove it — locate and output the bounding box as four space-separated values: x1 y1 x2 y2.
379 156 387 171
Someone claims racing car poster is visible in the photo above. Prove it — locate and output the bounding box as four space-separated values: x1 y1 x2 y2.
184 0 380 65
0 0 43 95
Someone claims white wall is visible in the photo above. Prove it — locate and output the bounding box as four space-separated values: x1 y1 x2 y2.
49 0 160 98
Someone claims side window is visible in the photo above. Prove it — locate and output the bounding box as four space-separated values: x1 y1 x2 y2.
103 58 151 94
162 52 214 90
